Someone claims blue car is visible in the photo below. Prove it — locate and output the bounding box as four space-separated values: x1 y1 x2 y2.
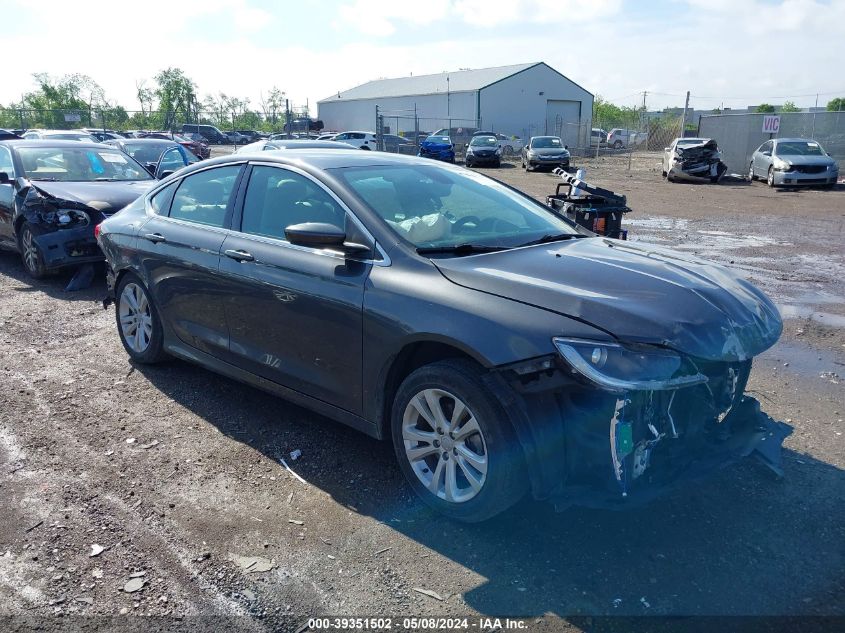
418 135 455 163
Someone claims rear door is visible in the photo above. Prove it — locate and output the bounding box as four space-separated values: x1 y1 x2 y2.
138 163 245 356
217 162 373 414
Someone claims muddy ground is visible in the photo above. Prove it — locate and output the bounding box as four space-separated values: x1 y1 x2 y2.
0 150 843 632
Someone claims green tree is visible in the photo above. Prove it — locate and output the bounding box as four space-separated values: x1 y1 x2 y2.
153 68 196 130
781 101 800 113
259 87 285 129
827 97 845 111
755 103 776 113
592 95 641 128
15 73 109 128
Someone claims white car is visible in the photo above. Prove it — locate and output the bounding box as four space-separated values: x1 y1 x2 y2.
21 129 99 142
331 131 377 149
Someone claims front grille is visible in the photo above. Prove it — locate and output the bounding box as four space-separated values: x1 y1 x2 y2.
793 165 826 174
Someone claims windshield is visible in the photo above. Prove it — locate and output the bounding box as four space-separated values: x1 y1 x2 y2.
531 137 562 148
470 136 498 147
425 136 451 144
18 146 152 181
776 141 826 156
121 142 179 165
332 164 578 250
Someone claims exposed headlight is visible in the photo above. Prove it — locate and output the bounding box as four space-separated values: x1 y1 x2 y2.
39 208 91 227
553 337 708 392
466 147 474 154
773 159 792 171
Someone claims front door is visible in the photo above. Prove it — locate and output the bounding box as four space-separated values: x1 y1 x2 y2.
218 163 371 414
0 145 16 246
139 163 244 356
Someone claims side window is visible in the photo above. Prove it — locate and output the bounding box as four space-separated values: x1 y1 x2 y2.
0 146 14 177
158 147 187 175
351 133 365 140
149 181 178 215
240 166 345 241
169 165 241 227
334 133 348 140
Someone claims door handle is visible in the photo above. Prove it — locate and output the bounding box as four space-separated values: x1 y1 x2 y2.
224 249 254 262
144 233 166 243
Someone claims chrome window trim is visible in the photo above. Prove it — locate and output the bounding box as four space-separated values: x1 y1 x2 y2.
239 161 390 266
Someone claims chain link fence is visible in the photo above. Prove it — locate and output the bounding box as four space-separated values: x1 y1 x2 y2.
698 111 845 174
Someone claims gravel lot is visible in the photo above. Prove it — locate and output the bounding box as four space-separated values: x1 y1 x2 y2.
0 150 843 631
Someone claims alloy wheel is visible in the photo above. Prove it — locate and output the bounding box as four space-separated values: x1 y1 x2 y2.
21 227 39 273
767 167 775 187
119 282 153 354
748 162 755 181
402 388 488 503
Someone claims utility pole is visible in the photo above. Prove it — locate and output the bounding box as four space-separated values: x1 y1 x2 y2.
641 90 648 110
681 90 690 137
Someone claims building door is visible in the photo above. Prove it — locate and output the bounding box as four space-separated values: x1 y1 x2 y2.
545 100 581 145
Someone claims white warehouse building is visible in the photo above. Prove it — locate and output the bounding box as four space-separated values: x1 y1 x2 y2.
317 62 593 146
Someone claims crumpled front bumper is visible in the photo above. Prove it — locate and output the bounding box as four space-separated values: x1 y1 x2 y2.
32 225 103 270
547 392 792 511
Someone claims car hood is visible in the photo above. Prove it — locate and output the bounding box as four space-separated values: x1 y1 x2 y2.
776 154 837 167
29 180 154 214
529 147 569 156
432 238 782 362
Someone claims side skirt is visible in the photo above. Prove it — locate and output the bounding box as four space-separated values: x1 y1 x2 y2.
165 340 380 440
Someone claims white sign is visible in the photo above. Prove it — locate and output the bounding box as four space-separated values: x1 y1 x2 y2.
64 113 81 122
762 115 780 134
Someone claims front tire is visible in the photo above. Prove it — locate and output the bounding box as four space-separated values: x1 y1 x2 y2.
767 166 776 187
748 162 756 181
391 359 527 522
18 222 48 279
115 273 167 364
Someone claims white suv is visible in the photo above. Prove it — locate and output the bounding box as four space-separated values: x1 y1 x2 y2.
331 131 377 149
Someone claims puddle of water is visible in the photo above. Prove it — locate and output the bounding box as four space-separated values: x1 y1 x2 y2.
758 340 845 380
626 216 690 231
777 305 845 329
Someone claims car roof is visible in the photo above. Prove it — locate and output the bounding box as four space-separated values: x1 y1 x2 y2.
184 148 441 171
268 140 353 149
0 139 112 150
108 138 178 144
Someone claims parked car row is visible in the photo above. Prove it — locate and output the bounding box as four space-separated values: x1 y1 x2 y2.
0 140 791 523
661 136 839 188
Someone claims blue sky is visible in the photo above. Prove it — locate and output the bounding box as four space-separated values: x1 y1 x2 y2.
1 0 843 114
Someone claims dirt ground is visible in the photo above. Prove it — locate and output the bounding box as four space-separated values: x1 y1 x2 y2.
0 150 843 632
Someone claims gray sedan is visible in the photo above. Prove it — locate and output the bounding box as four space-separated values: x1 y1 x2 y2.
749 138 839 188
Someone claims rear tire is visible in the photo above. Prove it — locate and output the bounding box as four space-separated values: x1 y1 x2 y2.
18 222 48 279
391 359 528 522
115 273 167 364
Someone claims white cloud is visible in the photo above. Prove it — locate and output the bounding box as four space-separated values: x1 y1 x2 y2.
453 0 622 26
333 0 451 36
1 0 843 119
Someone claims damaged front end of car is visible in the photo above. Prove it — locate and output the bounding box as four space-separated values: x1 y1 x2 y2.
499 338 792 511
669 139 728 183
20 184 106 269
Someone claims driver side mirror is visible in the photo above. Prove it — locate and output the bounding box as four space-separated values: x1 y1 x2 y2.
664 147 671 152
762 151 771 156
285 222 371 255
0 171 11 185
144 162 156 175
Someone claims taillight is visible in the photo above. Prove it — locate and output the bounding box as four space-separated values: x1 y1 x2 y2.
94 223 102 240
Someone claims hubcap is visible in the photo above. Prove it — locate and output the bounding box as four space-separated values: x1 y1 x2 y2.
402 388 488 503
21 229 38 272
119 283 153 353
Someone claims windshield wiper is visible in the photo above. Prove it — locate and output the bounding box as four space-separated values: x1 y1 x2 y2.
95 177 117 181
29 177 58 181
517 233 587 247
416 243 507 255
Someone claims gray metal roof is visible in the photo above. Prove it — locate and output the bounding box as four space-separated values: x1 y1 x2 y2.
319 63 540 103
